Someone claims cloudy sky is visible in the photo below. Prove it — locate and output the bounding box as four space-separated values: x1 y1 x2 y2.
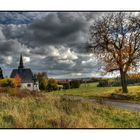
0 12 107 79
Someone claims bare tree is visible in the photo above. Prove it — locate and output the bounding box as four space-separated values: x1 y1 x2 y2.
89 12 140 93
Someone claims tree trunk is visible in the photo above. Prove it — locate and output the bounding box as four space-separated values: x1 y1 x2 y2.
120 69 128 93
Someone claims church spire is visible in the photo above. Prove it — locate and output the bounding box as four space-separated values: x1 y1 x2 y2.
18 54 24 69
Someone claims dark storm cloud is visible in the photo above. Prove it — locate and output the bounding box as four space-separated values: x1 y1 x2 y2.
2 24 27 39
0 12 104 78
23 12 101 47
0 12 49 24
25 13 87 46
0 39 21 55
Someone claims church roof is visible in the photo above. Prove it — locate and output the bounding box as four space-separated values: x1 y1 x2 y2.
10 54 35 83
10 68 34 83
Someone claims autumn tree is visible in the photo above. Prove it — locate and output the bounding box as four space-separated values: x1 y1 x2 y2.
89 12 140 93
14 74 22 87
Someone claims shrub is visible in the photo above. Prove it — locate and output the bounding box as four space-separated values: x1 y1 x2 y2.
70 80 81 88
39 80 47 90
97 79 122 87
37 72 48 90
59 80 81 89
63 82 70 89
46 79 58 92
0 78 16 88
97 80 109 87
111 81 121 87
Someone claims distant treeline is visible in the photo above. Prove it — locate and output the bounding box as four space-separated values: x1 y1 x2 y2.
37 72 81 91
97 73 140 87
57 80 81 89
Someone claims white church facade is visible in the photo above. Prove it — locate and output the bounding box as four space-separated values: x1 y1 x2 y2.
10 54 40 91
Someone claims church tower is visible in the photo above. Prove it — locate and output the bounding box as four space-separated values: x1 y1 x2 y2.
18 54 24 69
10 54 39 91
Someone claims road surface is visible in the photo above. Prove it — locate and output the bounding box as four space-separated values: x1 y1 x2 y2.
62 95 140 112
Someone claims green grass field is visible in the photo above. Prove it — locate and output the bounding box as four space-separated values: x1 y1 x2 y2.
0 93 140 128
51 83 140 100
51 82 115 97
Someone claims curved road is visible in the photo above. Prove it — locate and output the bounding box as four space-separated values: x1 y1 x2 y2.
103 100 140 112
62 95 140 112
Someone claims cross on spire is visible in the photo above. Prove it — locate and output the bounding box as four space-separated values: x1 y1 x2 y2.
18 54 24 69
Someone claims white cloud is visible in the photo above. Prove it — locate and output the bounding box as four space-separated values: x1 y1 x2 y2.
23 56 30 63
47 45 78 60
5 56 13 64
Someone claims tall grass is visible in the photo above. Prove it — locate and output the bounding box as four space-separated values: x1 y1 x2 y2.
0 92 140 128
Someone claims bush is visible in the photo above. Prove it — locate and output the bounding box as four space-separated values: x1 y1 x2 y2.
111 81 121 87
46 79 58 92
97 80 109 87
63 82 70 89
37 72 48 90
39 80 47 90
70 80 81 88
0 78 16 88
59 80 81 89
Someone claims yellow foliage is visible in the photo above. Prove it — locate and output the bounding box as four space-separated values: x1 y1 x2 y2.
0 78 16 88
14 74 22 87
128 73 140 79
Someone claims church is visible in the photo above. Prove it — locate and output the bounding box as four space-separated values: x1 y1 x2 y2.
10 54 40 91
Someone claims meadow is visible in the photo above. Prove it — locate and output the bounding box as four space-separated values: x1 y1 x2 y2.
0 83 140 128
52 82 116 97
52 83 140 103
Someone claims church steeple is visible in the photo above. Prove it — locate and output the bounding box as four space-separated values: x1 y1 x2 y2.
18 54 24 69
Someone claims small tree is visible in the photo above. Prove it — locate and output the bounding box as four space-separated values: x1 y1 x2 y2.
63 82 70 89
46 78 58 92
70 80 81 88
37 72 48 90
14 74 22 87
89 12 140 93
